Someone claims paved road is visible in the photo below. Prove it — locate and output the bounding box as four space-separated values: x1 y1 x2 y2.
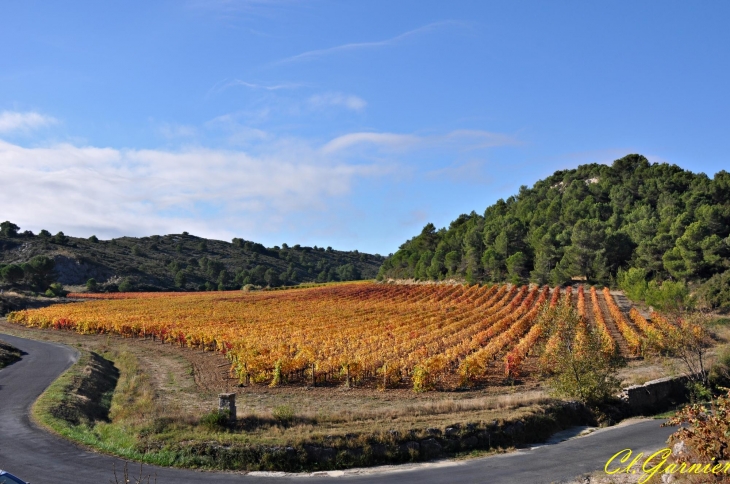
0 333 676 484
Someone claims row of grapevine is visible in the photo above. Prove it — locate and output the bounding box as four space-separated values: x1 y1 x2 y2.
601 287 641 356
629 308 665 349
589 286 617 356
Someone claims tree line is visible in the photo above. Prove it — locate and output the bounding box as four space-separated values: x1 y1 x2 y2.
378 155 730 310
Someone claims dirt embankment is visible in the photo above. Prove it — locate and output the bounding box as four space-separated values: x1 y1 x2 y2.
48 351 119 426
0 339 22 368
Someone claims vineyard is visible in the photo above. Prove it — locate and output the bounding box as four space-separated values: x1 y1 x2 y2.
8 282 676 391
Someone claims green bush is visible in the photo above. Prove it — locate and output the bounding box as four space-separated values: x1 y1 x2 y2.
616 267 649 301
272 405 294 423
199 410 229 431
48 282 68 297
0 221 19 237
645 280 692 312
687 381 713 403
1 264 24 284
86 278 98 292
617 267 692 311
709 346 730 389
53 231 69 245
118 278 134 292
698 269 730 312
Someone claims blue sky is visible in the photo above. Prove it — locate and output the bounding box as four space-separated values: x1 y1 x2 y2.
1 1 729 255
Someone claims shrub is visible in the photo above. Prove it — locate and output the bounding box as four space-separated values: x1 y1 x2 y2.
664 389 730 466
617 267 693 312
698 269 730 312
709 346 730 389
538 301 622 406
53 231 69 245
1 264 24 284
118 278 134 292
616 267 648 301
86 278 98 292
272 405 294 424
48 282 68 297
0 221 19 237
645 280 692 313
174 271 186 288
199 410 229 431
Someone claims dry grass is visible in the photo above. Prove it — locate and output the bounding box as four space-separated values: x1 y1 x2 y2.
618 360 674 387
0 318 554 443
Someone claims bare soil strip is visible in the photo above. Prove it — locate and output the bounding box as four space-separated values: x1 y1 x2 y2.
610 291 644 334
595 291 632 358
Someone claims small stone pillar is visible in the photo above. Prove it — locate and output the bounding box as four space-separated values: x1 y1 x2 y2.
218 393 236 425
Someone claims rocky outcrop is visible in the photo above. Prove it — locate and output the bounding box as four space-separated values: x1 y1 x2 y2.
52 255 113 285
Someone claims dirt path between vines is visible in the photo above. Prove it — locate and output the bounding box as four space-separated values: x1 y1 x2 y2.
595 292 632 358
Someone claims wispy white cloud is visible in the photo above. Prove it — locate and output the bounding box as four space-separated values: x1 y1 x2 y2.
272 21 459 66
0 111 57 133
322 129 517 155
207 78 303 98
322 132 420 154
307 92 366 112
0 137 388 240
227 80 301 91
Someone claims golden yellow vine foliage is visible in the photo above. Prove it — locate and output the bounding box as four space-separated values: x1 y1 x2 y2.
9 282 662 390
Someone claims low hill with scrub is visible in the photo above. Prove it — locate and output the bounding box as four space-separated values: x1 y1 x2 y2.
0 222 384 293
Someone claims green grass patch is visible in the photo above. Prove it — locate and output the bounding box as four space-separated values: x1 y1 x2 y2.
32 348 182 467
650 408 680 419
711 317 730 327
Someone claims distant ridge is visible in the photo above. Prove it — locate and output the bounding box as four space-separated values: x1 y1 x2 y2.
0 228 384 292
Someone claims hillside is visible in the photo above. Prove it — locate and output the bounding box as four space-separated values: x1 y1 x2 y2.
0 227 384 292
378 154 730 309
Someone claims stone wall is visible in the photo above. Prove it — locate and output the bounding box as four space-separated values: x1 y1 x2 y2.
619 376 689 414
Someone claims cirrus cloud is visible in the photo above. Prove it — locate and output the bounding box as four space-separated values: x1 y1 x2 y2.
321 129 517 154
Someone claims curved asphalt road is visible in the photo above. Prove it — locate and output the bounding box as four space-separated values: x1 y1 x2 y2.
0 333 676 484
